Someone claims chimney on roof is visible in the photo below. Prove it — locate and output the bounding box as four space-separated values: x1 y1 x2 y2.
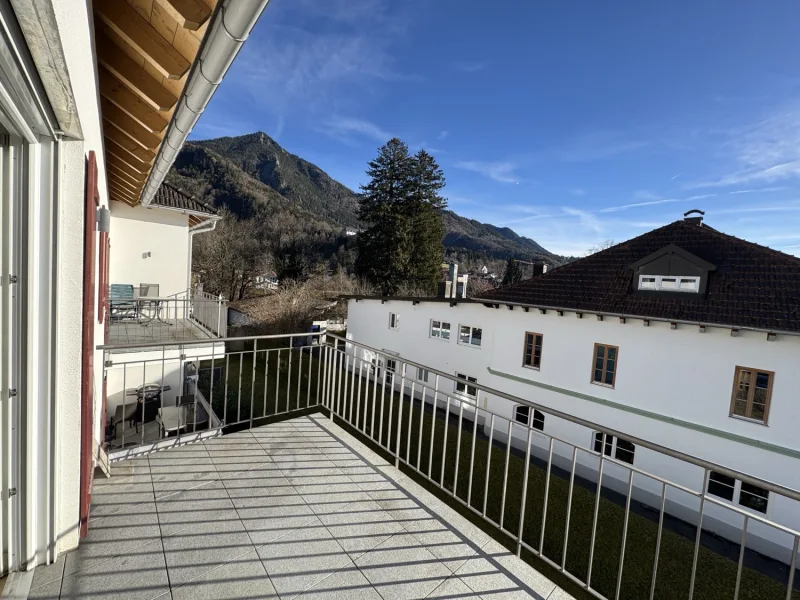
684 209 705 225
532 263 548 276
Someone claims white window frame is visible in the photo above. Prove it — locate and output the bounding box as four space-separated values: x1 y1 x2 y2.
389 312 399 330
638 274 700 293
454 372 478 399
417 367 430 383
430 319 451 340
513 405 545 431
458 324 483 348
707 471 770 515
592 432 635 465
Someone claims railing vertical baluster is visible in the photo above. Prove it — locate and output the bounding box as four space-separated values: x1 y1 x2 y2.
353 358 360 431
500 419 513 531
395 365 406 468
347 353 356 424
415 380 425 472
386 364 395 452
250 341 257 428
614 469 635 600
286 343 293 413
316 340 323 407
439 396 451 487
586 455 606 589
733 516 748 600
453 401 465 497
688 469 710 600
121 363 127 449
786 536 798 600
370 357 378 439
342 353 350 420
378 365 387 447
335 348 343 417
306 346 313 409
539 437 555 555
649 482 667 600
406 380 415 465
274 348 281 416
159 346 166 440
561 446 579 572
222 355 229 425
321 345 330 416
236 350 243 424
140 363 147 445
467 405 479 507
482 414 495 518
296 344 303 411
262 348 269 418
209 344 216 424
428 376 439 479
516 426 534 557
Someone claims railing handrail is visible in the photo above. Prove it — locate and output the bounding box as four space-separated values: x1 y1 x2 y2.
97 330 323 351
326 333 800 503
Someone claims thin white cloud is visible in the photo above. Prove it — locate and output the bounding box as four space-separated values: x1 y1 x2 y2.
729 186 787 195
553 130 648 162
454 61 488 73
670 173 682 180
689 105 800 188
321 116 392 143
561 207 603 233
454 160 519 184
569 188 586 197
437 130 449 140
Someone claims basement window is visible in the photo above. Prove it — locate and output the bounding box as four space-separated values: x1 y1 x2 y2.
638 275 700 293
593 432 635 465
707 472 769 514
514 405 545 431
455 373 478 399
417 367 430 383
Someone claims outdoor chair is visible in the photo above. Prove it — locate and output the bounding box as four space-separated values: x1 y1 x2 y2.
109 284 137 320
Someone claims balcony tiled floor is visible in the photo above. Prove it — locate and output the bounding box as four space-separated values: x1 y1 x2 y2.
108 317 213 345
28 415 573 600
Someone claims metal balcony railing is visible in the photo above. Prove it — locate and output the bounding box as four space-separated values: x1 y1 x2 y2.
97 331 800 600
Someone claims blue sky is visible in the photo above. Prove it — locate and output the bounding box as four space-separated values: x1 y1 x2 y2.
192 0 800 257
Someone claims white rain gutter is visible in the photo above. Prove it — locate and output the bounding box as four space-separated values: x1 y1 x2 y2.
140 0 271 206
187 217 220 294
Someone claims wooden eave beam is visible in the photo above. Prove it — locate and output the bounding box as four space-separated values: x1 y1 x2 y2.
106 160 147 187
165 0 213 31
103 125 156 164
108 182 139 204
99 67 169 133
108 173 142 196
105 155 147 187
109 190 137 206
94 0 191 80
95 30 179 111
106 153 148 182
102 97 162 150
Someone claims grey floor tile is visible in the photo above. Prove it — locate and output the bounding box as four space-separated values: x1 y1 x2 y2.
425 576 480 599
29 552 66 592
257 516 353 598
64 503 162 577
402 517 478 574
293 482 371 515
60 538 170 600
26 579 63 600
171 548 279 600
224 483 303 508
319 500 405 557
454 553 555 600
236 502 317 545
156 481 240 536
294 565 383 600
355 532 452 600
163 526 256 587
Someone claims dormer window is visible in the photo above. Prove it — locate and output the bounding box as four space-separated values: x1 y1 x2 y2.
629 244 716 297
637 275 700 293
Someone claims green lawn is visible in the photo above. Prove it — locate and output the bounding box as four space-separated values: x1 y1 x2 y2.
201 345 799 600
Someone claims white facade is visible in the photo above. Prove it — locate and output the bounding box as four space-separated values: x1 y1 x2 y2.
346 297 800 562
109 202 191 298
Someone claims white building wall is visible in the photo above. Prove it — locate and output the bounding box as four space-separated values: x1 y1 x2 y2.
49 0 111 557
109 202 190 298
346 298 800 561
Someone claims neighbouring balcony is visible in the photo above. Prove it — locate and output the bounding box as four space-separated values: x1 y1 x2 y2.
107 287 228 345
86 332 800 600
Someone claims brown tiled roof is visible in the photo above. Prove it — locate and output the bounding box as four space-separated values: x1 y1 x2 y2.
476 220 800 333
152 183 217 216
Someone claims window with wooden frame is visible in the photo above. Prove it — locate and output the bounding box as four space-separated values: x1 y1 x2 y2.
729 366 773 424
514 405 545 431
591 343 619 387
522 332 543 369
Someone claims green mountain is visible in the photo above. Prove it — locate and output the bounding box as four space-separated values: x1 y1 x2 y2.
168 132 561 266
